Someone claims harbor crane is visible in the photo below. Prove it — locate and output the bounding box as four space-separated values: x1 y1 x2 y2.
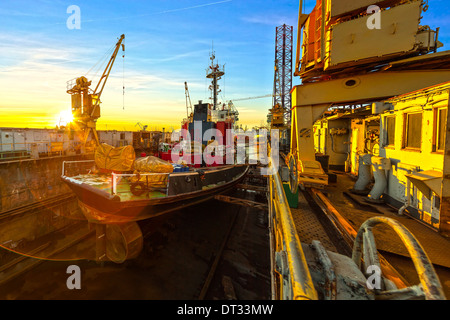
67 34 125 149
184 81 193 120
135 122 148 131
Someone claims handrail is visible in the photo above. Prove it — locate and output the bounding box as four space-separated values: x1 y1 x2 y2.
268 149 318 300
0 141 82 158
62 160 171 196
62 160 95 176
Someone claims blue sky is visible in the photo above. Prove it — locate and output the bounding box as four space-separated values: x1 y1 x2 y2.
0 0 449 131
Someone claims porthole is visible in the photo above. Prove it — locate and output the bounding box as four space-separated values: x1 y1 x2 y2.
342 78 361 89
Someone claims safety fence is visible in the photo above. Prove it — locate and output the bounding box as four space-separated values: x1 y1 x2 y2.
0 141 83 161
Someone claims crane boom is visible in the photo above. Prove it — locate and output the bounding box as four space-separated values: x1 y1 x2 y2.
185 81 193 119
91 34 125 117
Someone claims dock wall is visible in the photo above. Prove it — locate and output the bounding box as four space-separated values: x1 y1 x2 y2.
0 154 93 212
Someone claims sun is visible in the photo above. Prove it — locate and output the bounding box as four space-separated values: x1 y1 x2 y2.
57 109 74 127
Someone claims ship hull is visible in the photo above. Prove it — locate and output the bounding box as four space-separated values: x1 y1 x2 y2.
62 165 249 224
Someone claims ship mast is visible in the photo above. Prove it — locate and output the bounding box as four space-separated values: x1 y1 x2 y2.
206 50 225 111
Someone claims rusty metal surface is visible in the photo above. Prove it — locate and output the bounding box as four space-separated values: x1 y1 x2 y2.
310 186 411 290
352 217 446 300
301 241 374 300
327 173 450 269
311 240 337 300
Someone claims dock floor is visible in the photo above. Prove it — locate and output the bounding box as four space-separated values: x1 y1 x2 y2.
326 172 450 269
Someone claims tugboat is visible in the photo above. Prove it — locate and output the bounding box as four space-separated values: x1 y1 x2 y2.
61 161 248 224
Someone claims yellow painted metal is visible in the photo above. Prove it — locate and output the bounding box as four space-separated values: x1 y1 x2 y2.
382 83 450 230
268 147 318 300
298 160 328 188
68 34 125 147
405 170 443 199
296 0 442 81
289 104 329 188
290 104 329 160
327 1 422 69
328 0 388 18
292 70 450 107
269 104 287 129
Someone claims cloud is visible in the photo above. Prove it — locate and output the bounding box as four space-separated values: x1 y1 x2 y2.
0 32 191 130
139 50 209 64
241 14 297 27
78 0 233 24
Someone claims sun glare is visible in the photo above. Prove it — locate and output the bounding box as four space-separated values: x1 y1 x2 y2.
57 109 74 127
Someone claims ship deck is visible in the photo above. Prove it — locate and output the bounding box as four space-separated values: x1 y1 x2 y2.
292 170 450 298
65 164 248 204
68 174 167 201
327 172 450 269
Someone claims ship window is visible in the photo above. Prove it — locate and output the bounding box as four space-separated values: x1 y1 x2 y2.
403 112 422 149
433 107 447 152
384 116 395 147
434 194 441 209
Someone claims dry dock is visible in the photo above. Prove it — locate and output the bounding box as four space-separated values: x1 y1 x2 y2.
0 165 271 300
0 156 448 300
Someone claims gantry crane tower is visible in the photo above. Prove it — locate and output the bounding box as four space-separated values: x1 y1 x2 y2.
67 34 125 148
273 24 293 126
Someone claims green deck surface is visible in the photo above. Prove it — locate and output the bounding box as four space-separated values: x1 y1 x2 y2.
71 174 167 201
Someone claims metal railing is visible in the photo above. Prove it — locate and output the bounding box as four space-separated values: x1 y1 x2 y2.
0 141 82 160
62 160 170 196
267 148 318 300
62 160 96 176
